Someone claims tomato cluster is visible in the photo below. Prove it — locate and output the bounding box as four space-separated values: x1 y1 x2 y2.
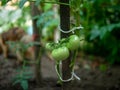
45 35 80 61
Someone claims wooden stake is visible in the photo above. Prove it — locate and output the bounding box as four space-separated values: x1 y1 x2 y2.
59 0 71 90
30 2 42 85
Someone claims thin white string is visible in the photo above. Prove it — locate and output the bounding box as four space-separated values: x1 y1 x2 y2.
58 25 83 33
55 64 73 82
73 71 81 80
55 61 80 82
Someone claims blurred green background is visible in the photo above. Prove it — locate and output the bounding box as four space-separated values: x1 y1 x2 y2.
0 0 120 64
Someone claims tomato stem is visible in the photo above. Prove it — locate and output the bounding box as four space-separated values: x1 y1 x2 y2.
70 50 77 70
56 61 62 84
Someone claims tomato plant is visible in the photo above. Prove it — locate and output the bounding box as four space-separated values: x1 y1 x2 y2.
45 43 54 51
51 46 69 61
45 34 80 61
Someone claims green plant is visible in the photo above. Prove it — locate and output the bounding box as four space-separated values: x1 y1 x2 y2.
7 41 36 90
45 42 54 51
45 34 81 52
45 34 81 83
0 1 31 32
78 0 120 64
99 64 107 72
12 67 33 90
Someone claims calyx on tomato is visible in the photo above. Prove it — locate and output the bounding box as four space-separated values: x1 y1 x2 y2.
51 46 69 61
45 43 54 51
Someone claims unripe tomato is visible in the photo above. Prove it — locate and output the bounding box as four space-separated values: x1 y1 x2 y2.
51 46 69 61
45 43 53 51
67 35 80 50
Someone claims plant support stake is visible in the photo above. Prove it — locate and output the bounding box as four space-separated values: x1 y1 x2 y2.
59 0 71 89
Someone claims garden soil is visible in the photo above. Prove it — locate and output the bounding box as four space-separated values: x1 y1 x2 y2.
0 54 120 90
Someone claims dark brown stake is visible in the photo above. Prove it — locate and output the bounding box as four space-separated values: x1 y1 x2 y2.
30 2 42 85
59 0 71 90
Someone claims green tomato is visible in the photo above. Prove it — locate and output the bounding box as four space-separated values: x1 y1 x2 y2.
51 46 69 61
45 43 53 51
67 35 80 51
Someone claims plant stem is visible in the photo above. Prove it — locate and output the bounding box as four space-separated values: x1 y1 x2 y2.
70 50 77 70
56 61 62 84
28 0 69 5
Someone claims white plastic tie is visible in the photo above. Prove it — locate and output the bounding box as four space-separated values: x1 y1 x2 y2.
58 25 83 33
55 62 80 82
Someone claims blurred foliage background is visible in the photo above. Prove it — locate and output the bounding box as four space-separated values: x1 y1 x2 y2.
0 0 120 64
79 0 120 64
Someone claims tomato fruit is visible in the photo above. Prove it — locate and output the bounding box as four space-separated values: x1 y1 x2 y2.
67 35 80 50
51 46 69 61
45 43 53 51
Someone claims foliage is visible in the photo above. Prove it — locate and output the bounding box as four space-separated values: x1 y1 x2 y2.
0 0 77 86
7 41 35 90
0 8 21 31
79 0 120 64
0 0 120 86
99 64 107 72
0 0 31 33
1 0 9 6
19 0 27 8
34 2 59 41
12 67 33 90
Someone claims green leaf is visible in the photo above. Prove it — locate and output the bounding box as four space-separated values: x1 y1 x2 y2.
22 71 33 76
21 80 28 90
43 19 58 28
36 11 54 26
1 0 9 6
35 0 42 6
100 26 108 39
90 25 100 40
107 23 120 32
43 4 52 11
13 79 21 85
23 75 33 80
90 22 120 40
111 47 117 56
99 64 107 72
70 0 81 11
19 0 27 8
13 74 21 80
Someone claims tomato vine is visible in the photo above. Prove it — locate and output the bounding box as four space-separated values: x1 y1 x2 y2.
45 34 82 82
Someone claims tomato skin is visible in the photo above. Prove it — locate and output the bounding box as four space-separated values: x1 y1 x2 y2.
45 43 53 51
67 35 80 51
51 46 69 61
